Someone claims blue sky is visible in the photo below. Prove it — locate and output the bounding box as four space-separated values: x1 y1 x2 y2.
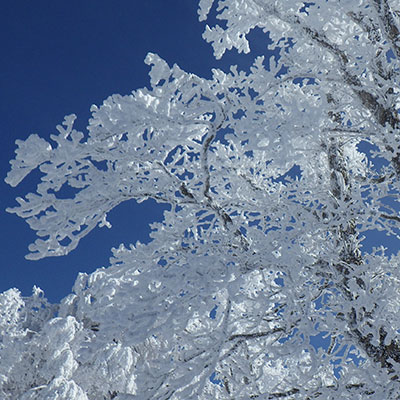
0 1 271 303
1 2 396 305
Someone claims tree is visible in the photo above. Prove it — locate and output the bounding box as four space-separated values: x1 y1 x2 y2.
2 0 400 398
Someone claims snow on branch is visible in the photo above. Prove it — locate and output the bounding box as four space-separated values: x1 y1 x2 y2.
3 0 400 398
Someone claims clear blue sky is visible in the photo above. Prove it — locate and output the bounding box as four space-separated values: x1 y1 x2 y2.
1 1 395 305
0 1 269 303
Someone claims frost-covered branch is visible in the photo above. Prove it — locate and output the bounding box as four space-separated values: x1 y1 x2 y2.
3 0 400 398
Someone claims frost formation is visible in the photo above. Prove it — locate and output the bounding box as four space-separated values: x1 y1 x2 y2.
3 0 400 398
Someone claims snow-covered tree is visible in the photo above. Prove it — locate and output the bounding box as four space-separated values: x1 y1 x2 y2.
3 0 400 398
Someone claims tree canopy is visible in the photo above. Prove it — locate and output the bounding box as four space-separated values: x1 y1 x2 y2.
2 0 400 398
